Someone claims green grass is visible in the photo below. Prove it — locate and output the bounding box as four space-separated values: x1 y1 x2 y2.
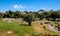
0 19 60 36
0 20 34 36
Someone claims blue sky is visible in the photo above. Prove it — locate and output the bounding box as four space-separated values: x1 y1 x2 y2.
0 0 60 12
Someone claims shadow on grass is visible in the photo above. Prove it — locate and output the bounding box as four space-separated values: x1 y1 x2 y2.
20 24 29 26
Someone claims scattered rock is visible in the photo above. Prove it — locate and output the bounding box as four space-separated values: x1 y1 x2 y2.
44 22 50 24
51 24 53 26
43 26 46 30
40 23 43 25
7 31 12 34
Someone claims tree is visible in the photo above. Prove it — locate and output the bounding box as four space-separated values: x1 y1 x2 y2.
14 11 21 18
43 12 51 20
50 12 59 21
23 14 35 26
38 13 45 20
6 10 15 18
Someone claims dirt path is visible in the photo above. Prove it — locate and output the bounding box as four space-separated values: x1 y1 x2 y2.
32 23 44 33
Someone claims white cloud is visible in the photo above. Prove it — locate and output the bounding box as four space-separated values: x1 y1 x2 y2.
13 5 24 9
14 5 17 8
13 5 33 9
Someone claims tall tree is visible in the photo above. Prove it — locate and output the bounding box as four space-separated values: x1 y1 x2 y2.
23 14 35 26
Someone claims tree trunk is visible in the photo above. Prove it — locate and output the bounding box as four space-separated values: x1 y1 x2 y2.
40 18 43 20
28 21 31 26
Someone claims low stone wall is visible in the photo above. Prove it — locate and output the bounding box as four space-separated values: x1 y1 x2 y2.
2 18 23 22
